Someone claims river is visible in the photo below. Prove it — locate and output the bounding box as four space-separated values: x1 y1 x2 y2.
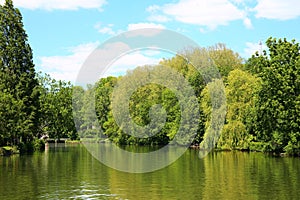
0 143 299 199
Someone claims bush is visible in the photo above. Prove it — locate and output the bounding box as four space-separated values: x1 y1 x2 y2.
249 142 265 152
18 141 33 153
17 139 45 153
33 139 45 151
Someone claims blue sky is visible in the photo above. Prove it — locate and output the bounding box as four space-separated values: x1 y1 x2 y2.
1 0 300 82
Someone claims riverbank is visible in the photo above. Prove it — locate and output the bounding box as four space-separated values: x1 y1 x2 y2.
0 146 19 156
189 143 300 157
2 141 299 157
0 140 81 156
65 140 81 144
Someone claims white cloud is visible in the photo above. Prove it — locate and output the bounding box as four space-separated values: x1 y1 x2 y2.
94 23 116 35
0 0 106 11
254 0 300 20
98 26 115 35
146 5 171 23
103 51 162 77
230 0 244 4
124 23 165 37
94 22 165 36
243 41 267 58
146 5 161 13
199 28 208 33
161 0 246 29
39 42 164 83
243 17 253 29
39 42 99 82
147 15 171 23
127 23 165 31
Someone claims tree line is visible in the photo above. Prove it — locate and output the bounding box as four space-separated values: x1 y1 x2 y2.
77 38 299 155
0 0 299 155
0 0 77 152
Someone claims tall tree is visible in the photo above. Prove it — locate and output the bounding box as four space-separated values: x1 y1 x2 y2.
200 79 226 150
0 0 40 148
246 38 300 154
218 69 261 150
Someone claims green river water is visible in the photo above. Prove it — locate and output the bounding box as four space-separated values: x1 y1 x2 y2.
0 143 299 200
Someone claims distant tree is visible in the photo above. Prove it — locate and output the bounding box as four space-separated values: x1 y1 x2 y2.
95 76 118 133
208 43 243 79
0 0 40 149
79 84 102 139
72 86 85 132
38 73 77 140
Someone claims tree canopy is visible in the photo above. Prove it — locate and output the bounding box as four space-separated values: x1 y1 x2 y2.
246 38 300 154
0 0 40 151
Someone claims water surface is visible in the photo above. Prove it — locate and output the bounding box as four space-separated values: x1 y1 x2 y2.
0 144 299 199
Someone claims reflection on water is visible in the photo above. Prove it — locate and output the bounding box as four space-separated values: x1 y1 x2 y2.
84 142 190 173
0 143 300 200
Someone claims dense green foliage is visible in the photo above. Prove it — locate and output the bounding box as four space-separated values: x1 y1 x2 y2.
217 69 261 150
0 0 40 152
93 47 241 147
95 67 184 145
38 73 77 140
74 84 103 140
0 1 299 155
90 39 300 155
246 38 300 155
0 0 78 152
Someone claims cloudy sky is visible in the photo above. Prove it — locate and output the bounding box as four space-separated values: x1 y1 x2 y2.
1 0 300 82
